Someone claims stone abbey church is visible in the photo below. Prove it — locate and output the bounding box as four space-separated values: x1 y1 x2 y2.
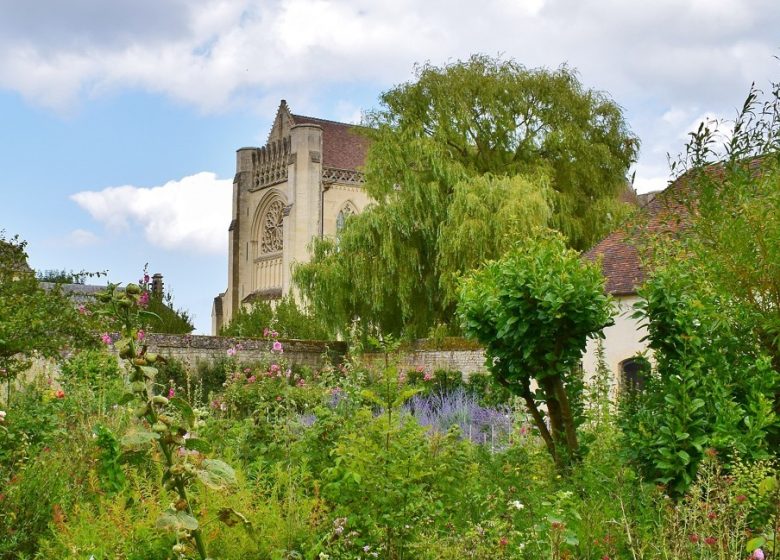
212 101 372 333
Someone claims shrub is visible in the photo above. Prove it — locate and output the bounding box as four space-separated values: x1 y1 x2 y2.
621 259 780 495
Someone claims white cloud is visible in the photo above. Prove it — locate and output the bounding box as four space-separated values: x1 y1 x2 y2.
71 172 232 254
1 0 771 115
0 0 777 190
64 228 102 247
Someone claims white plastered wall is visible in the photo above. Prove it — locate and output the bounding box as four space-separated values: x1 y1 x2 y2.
581 294 651 389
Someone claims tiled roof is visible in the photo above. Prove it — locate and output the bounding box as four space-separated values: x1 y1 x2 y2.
585 176 692 295
291 114 370 171
585 158 765 295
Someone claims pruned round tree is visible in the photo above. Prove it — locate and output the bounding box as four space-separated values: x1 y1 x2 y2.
458 233 613 468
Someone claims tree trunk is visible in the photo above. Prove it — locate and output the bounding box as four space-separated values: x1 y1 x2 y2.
551 374 580 459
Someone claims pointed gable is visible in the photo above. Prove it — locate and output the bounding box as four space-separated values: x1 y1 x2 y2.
267 100 295 144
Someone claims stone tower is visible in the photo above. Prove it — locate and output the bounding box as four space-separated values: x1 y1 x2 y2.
212 101 371 333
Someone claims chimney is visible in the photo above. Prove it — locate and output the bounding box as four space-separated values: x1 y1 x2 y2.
151 273 164 298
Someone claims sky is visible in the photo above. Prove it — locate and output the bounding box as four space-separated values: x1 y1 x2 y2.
0 0 778 334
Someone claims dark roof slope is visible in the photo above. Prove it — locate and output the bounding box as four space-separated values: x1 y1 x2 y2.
291 114 370 171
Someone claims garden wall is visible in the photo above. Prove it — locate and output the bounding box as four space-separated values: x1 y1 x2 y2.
362 338 488 377
142 334 489 376
144 334 347 369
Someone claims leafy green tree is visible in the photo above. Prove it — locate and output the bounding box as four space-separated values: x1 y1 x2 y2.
295 55 638 337
0 233 94 399
458 234 613 468
670 81 780 372
619 81 780 490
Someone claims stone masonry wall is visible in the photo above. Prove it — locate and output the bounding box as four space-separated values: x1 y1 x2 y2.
142 335 488 376
144 334 347 369
362 338 488 377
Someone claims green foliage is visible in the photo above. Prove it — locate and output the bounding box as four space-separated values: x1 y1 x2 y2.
0 233 95 391
620 81 780 496
221 294 332 339
620 260 780 496
144 291 194 334
295 54 638 337
94 424 126 494
459 233 613 467
94 282 241 560
220 299 274 337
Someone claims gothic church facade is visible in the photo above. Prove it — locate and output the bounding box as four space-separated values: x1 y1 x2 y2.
212 101 371 333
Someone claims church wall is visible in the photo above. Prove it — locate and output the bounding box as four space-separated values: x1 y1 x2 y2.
322 184 371 236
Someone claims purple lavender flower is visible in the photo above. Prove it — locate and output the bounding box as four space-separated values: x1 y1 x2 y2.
405 388 512 449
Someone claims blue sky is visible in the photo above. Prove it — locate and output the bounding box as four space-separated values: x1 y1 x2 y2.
0 0 778 333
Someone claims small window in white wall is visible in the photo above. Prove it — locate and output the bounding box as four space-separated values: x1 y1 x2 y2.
620 356 650 392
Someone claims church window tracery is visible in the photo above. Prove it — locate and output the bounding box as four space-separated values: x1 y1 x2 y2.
336 202 356 232
261 199 284 254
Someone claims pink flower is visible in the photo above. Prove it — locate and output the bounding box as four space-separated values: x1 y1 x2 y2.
227 347 237 356
263 327 270 337
77 304 88 315
143 273 150 284
270 363 280 373
296 379 306 387
272 341 283 353
138 291 149 307
416 365 425 373
137 330 145 342
247 375 257 383
423 372 434 382
753 549 765 560
100 333 112 345
168 387 175 398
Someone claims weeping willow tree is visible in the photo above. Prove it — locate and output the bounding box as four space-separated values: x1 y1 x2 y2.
294 55 638 337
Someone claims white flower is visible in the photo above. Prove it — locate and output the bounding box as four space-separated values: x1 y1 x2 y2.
510 500 525 510
0 410 6 422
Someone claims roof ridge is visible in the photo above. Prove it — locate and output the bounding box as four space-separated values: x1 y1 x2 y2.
291 112 368 129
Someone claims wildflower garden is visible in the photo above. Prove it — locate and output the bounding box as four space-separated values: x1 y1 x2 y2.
1 59 780 559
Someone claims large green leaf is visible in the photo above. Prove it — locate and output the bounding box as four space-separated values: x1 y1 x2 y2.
157 508 199 531
120 430 159 449
197 459 237 490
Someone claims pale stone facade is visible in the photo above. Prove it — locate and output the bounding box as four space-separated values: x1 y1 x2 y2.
212 101 371 333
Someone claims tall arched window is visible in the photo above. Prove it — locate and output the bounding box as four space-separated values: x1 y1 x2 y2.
250 192 286 298
336 202 357 233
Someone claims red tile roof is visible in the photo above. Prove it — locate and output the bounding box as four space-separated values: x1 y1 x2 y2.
585 176 692 295
585 158 765 295
291 114 370 171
